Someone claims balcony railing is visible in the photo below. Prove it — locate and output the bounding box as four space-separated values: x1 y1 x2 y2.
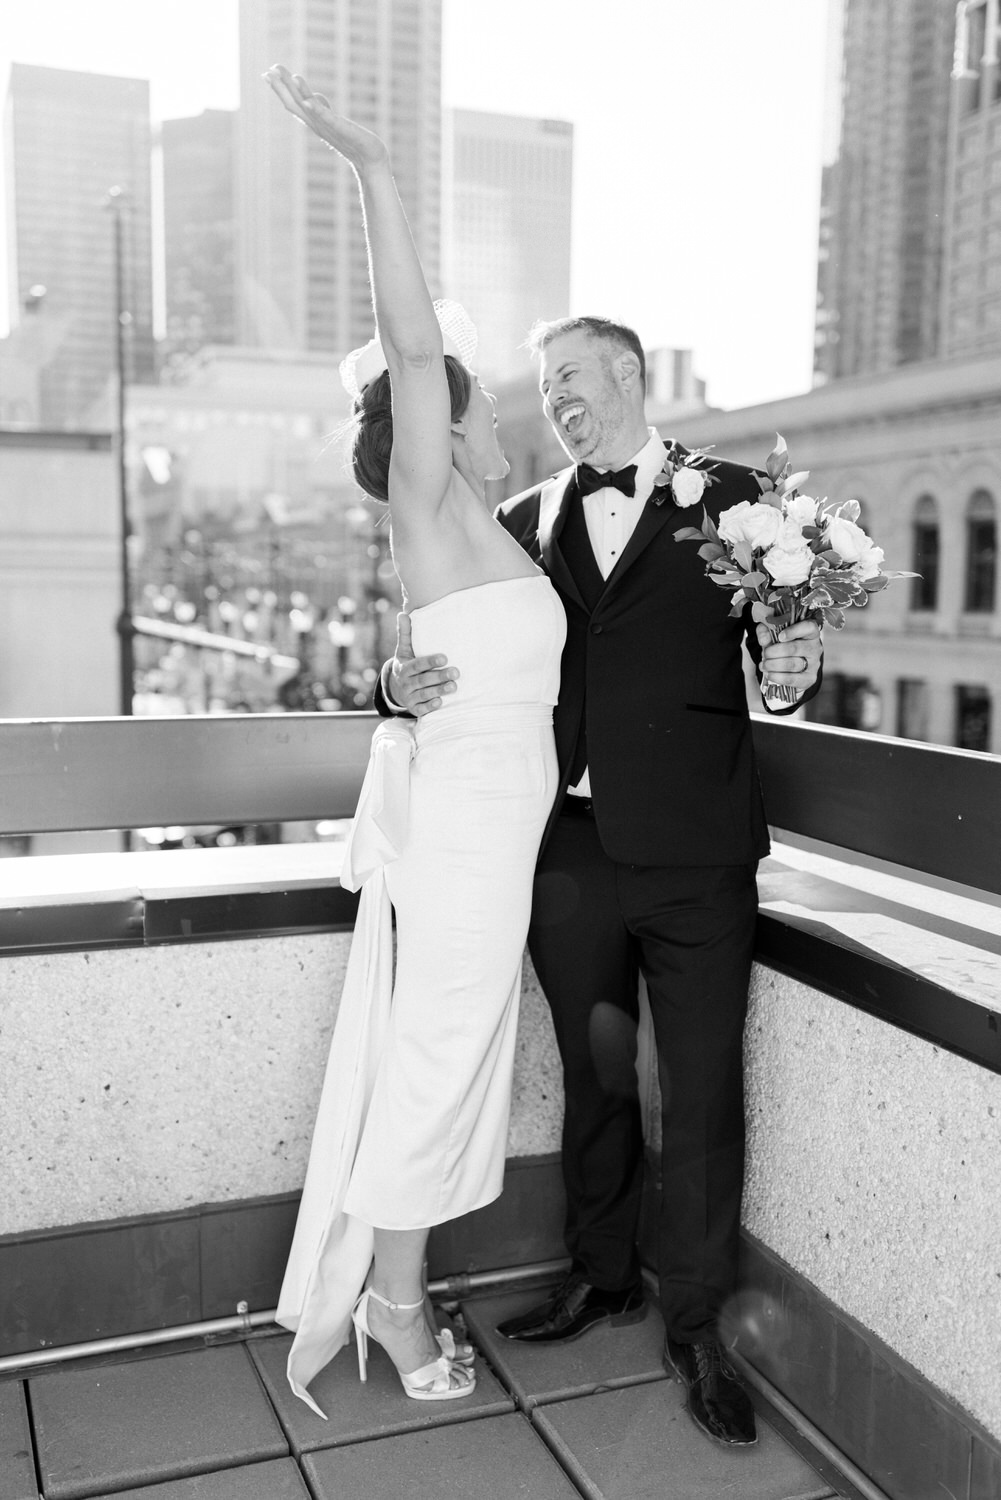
1 711 999 1497
1 712 997 1071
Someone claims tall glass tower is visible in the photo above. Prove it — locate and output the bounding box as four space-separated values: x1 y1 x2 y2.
236 0 442 357
3 63 155 429
442 108 573 386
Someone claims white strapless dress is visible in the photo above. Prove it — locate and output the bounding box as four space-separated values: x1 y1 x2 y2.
276 574 566 1414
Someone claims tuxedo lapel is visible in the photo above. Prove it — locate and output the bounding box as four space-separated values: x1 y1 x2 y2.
599 440 701 600
538 470 587 611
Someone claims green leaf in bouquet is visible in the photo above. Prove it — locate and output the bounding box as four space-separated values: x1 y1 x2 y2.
698 543 727 562
818 550 844 565
822 606 846 629
825 578 859 600
741 571 768 587
733 541 753 574
755 471 776 495
751 601 772 623
862 574 890 592
728 599 748 618
802 526 822 539
779 470 811 495
710 573 738 589
675 526 707 543
703 511 721 544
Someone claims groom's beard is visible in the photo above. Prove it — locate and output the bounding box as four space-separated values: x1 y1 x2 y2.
550 380 628 466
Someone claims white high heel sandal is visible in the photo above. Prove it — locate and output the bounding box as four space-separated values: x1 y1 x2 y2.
352 1288 476 1401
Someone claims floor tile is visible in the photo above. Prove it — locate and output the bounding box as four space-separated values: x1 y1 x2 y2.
249 1331 513 1457
89 1458 309 1498
29 1345 287 1500
534 1384 836 1500
462 1286 667 1409
304 1412 580 1499
0 1381 37 1500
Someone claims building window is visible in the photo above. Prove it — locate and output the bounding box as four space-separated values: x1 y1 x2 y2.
964 488 997 612
896 679 929 741
955 684 991 752
803 673 879 731
910 495 939 610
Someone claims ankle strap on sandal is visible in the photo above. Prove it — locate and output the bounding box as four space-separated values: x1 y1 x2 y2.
369 1287 425 1312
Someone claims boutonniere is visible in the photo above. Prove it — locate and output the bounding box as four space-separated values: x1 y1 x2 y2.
650 442 720 507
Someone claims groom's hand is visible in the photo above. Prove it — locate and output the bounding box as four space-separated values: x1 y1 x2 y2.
756 616 823 697
386 612 458 717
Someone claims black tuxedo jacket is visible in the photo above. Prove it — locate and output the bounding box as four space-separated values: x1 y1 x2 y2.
495 449 819 866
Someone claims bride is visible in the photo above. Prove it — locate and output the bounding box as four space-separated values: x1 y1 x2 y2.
264 66 565 1416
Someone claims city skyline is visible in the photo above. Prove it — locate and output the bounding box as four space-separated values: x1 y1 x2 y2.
443 107 573 385
0 0 830 409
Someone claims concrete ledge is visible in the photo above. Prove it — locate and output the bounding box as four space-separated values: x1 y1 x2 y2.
742 965 1001 1446
734 1232 1001 1500
0 845 358 955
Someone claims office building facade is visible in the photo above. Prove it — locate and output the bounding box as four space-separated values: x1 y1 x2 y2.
814 0 955 381
442 108 572 385
236 0 442 356
161 109 237 366
3 63 155 428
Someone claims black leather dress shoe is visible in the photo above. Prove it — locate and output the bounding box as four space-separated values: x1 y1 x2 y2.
663 1337 757 1446
497 1272 646 1343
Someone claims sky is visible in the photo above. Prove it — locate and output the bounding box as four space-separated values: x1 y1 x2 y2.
0 0 833 410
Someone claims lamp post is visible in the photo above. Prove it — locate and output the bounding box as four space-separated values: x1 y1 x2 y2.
105 186 135 716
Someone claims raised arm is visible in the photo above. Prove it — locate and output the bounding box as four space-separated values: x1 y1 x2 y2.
264 66 453 523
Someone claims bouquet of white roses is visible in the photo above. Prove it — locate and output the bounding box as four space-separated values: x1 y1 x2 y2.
676 433 916 704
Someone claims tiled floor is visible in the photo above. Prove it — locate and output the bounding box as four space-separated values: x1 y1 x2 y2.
1 1284 861 1500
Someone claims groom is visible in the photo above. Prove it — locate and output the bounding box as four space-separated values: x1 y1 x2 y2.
381 316 822 1447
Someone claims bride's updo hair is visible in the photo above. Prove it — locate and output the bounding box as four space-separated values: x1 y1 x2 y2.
351 355 473 503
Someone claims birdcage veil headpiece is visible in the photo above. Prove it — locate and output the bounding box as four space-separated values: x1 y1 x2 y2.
339 299 478 401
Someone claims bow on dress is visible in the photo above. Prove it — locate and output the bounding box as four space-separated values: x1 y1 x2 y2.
278 717 416 1418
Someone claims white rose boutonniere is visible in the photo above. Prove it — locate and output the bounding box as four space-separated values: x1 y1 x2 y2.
650 443 719 507
671 467 707 508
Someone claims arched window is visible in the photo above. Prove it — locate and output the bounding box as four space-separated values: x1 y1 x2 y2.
964 489 997 613
910 494 939 611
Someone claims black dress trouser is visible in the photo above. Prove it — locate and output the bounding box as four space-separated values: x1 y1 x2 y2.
527 806 758 1344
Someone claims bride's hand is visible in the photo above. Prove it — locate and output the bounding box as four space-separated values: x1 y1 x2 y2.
264 64 389 172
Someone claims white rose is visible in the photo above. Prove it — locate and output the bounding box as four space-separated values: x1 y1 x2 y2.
853 541 885 582
761 540 815 587
783 493 820 526
716 500 783 552
671 467 707 508
824 515 870 563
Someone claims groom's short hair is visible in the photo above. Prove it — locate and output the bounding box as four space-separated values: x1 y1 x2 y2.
526 316 646 392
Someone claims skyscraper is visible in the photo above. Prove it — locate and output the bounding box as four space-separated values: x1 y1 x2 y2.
3 63 155 429
161 110 237 365
813 0 955 382
442 108 573 386
940 0 1001 358
236 0 442 357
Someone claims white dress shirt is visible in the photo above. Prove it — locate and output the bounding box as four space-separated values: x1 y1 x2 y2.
580 429 668 580
568 428 668 797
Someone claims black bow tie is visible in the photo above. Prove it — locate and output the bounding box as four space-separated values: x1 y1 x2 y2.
576 462 637 498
